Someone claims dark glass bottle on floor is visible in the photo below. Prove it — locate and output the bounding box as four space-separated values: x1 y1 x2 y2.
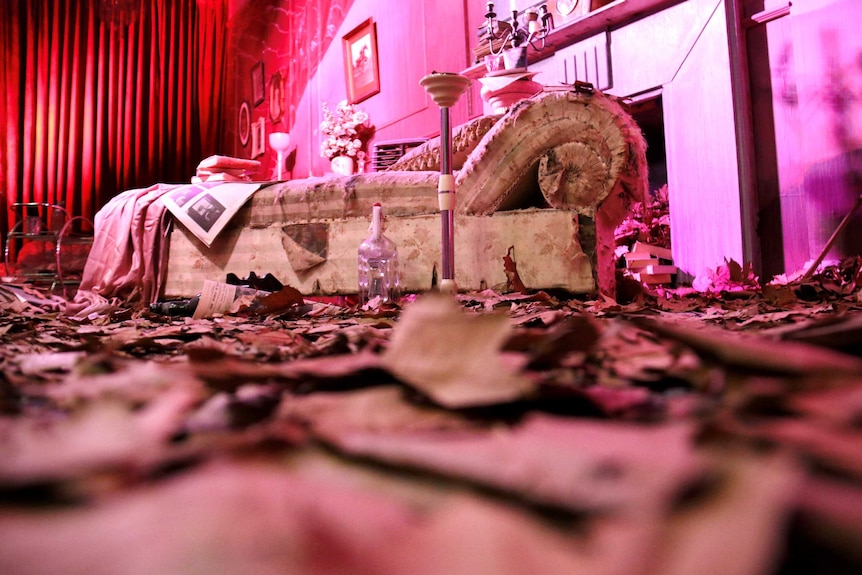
149 294 200 317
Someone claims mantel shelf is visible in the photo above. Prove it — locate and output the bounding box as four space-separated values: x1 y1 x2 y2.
462 0 684 79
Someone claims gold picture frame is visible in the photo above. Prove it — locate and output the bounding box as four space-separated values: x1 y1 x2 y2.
251 116 265 158
342 18 380 104
552 0 591 22
268 70 285 124
251 61 265 107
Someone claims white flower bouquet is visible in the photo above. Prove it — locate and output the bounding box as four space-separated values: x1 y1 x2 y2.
319 100 372 160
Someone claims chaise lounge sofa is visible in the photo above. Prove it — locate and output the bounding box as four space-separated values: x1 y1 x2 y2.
76 86 648 307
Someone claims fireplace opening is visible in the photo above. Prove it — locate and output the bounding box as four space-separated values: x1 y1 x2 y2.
629 95 668 193
614 94 674 288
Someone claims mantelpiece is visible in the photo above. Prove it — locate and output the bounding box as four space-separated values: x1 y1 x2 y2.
462 0 685 80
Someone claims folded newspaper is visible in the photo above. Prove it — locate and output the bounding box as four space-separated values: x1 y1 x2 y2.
160 181 262 247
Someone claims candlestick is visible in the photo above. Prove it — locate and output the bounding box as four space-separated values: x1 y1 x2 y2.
526 9 539 33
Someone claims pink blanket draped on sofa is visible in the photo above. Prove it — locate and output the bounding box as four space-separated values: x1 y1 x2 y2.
65 183 188 316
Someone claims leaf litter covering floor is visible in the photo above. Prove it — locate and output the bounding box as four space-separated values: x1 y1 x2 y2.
2 259 862 574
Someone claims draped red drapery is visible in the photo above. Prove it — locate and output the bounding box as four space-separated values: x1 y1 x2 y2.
0 0 227 241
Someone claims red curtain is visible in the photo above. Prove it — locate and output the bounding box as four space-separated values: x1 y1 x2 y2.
0 0 227 239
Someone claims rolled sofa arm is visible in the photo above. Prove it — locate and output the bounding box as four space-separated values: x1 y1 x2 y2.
456 88 648 216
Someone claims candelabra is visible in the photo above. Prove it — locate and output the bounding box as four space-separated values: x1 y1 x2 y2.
484 2 554 55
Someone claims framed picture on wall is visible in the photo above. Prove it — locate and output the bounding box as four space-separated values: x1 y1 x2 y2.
268 70 285 124
342 18 380 104
251 61 265 107
552 0 591 22
251 116 265 158
238 101 250 146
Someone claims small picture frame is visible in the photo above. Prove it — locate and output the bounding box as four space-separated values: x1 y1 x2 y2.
251 61 265 107
342 18 380 104
251 116 265 158
238 101 250 147
268 70 285 124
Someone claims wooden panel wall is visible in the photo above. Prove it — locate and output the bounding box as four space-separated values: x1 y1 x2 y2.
663 1 744 280
747 0 862 276
747 1 808 277
791 0 862 265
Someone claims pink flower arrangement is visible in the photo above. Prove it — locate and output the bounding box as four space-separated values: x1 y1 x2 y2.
319 100 372 160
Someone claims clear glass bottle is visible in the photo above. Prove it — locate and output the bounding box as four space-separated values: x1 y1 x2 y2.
358 202 400 305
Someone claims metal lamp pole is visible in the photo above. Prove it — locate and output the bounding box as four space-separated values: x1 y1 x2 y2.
419 72 471 293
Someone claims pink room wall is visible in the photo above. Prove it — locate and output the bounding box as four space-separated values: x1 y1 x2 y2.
222 0 486 180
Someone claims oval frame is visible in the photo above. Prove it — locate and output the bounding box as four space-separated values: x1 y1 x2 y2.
239 101 251 147
555 0 580 16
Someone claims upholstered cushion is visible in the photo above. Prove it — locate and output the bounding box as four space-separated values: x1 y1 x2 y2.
386 113 502 172
537 141 611 210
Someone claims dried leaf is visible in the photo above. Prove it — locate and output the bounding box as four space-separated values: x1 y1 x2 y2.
502 246 528 294
381 294 534 408
649 448 802 575
794 475 862 563
14 351 87 376
0 387 197 488
277 386 472 440
330 413 705 514
252 285 306 315
635 317 862 376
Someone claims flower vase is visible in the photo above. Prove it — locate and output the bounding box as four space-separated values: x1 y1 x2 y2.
330 155 355 176
503 46 528 71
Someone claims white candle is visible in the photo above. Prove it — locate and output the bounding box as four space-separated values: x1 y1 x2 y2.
510 0 517 13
